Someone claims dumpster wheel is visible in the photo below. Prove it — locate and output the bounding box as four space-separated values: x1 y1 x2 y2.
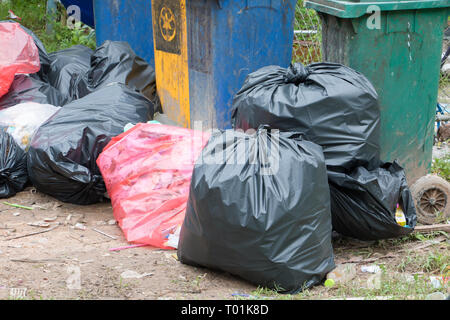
410 175 450 225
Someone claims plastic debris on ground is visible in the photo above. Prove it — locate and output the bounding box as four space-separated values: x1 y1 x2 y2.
0 22 40 98
178 127 335 293
426 292 447 300
232 62 380 171
326 264 357 285
0 131 28 199
8 10 21 21
120 270 153 279
329 161 417 240
27 83 155 205
97 123 211 249
0 102 60 150
429 276 443 289
360 265 381 274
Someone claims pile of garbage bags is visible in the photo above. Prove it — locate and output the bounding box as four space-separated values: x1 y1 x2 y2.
28 83 154 205
0 20 419 294
178 62 418 292
0 21 158 201
231 62 417 242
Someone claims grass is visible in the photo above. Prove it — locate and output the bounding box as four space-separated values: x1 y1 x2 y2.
242 263 449 300
295 0 321 31
235 232 449 300
243 272 448 300
432 153 450 182
440 72 450 91
292 0 323 65
0 0 95 53
397 247 449 275
330 273 447 300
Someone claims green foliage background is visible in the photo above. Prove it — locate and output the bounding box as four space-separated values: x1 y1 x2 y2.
0 0 95 52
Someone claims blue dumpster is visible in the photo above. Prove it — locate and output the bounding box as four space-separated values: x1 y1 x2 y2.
60 0 95 28
152 0 297 129
93 0 155 67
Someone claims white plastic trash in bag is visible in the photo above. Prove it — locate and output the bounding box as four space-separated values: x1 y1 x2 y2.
0 102 60 150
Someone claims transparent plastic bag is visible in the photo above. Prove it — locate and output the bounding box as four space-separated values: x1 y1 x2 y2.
0 102 60 150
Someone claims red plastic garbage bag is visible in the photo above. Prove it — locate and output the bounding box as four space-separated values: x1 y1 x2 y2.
0 22 40 98
97 123 211 249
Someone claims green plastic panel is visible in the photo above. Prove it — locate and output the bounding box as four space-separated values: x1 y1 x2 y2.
316 7 448 183
305 0 450 18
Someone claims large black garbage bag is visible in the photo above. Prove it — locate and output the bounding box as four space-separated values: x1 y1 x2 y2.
47 45 93 104
72 41 157 102
0 75 64 109
27 83 155 205
178 127 335 293
232 62 380 171
328 161 417 241
0 131 28 198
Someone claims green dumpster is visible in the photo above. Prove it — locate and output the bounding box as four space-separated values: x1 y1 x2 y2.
304 0 450 184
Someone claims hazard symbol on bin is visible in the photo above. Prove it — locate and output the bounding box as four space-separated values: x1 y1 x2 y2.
153 0 181 55
160 7 176 42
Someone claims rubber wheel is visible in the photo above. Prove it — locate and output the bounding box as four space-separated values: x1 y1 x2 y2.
410 175 450 225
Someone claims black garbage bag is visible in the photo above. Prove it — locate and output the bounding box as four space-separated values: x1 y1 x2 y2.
328 161 417 241
0 75 64 109
27 83 155 205
0 131 28 198
71 41 157 102
47 45 93 104
232 62 380 171
178 127 335 293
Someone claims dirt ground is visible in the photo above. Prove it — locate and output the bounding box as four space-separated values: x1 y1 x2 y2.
0 188 257 300
0 187 448 300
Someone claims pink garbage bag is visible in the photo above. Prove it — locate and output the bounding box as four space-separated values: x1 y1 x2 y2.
0 22 40 98
97 123 210 249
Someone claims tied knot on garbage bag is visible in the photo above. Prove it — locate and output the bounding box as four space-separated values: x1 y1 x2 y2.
284 63 311 84
232 62 380 171
178 128 335 293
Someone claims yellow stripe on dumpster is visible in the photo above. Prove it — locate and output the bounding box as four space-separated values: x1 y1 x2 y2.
152 0 190 128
